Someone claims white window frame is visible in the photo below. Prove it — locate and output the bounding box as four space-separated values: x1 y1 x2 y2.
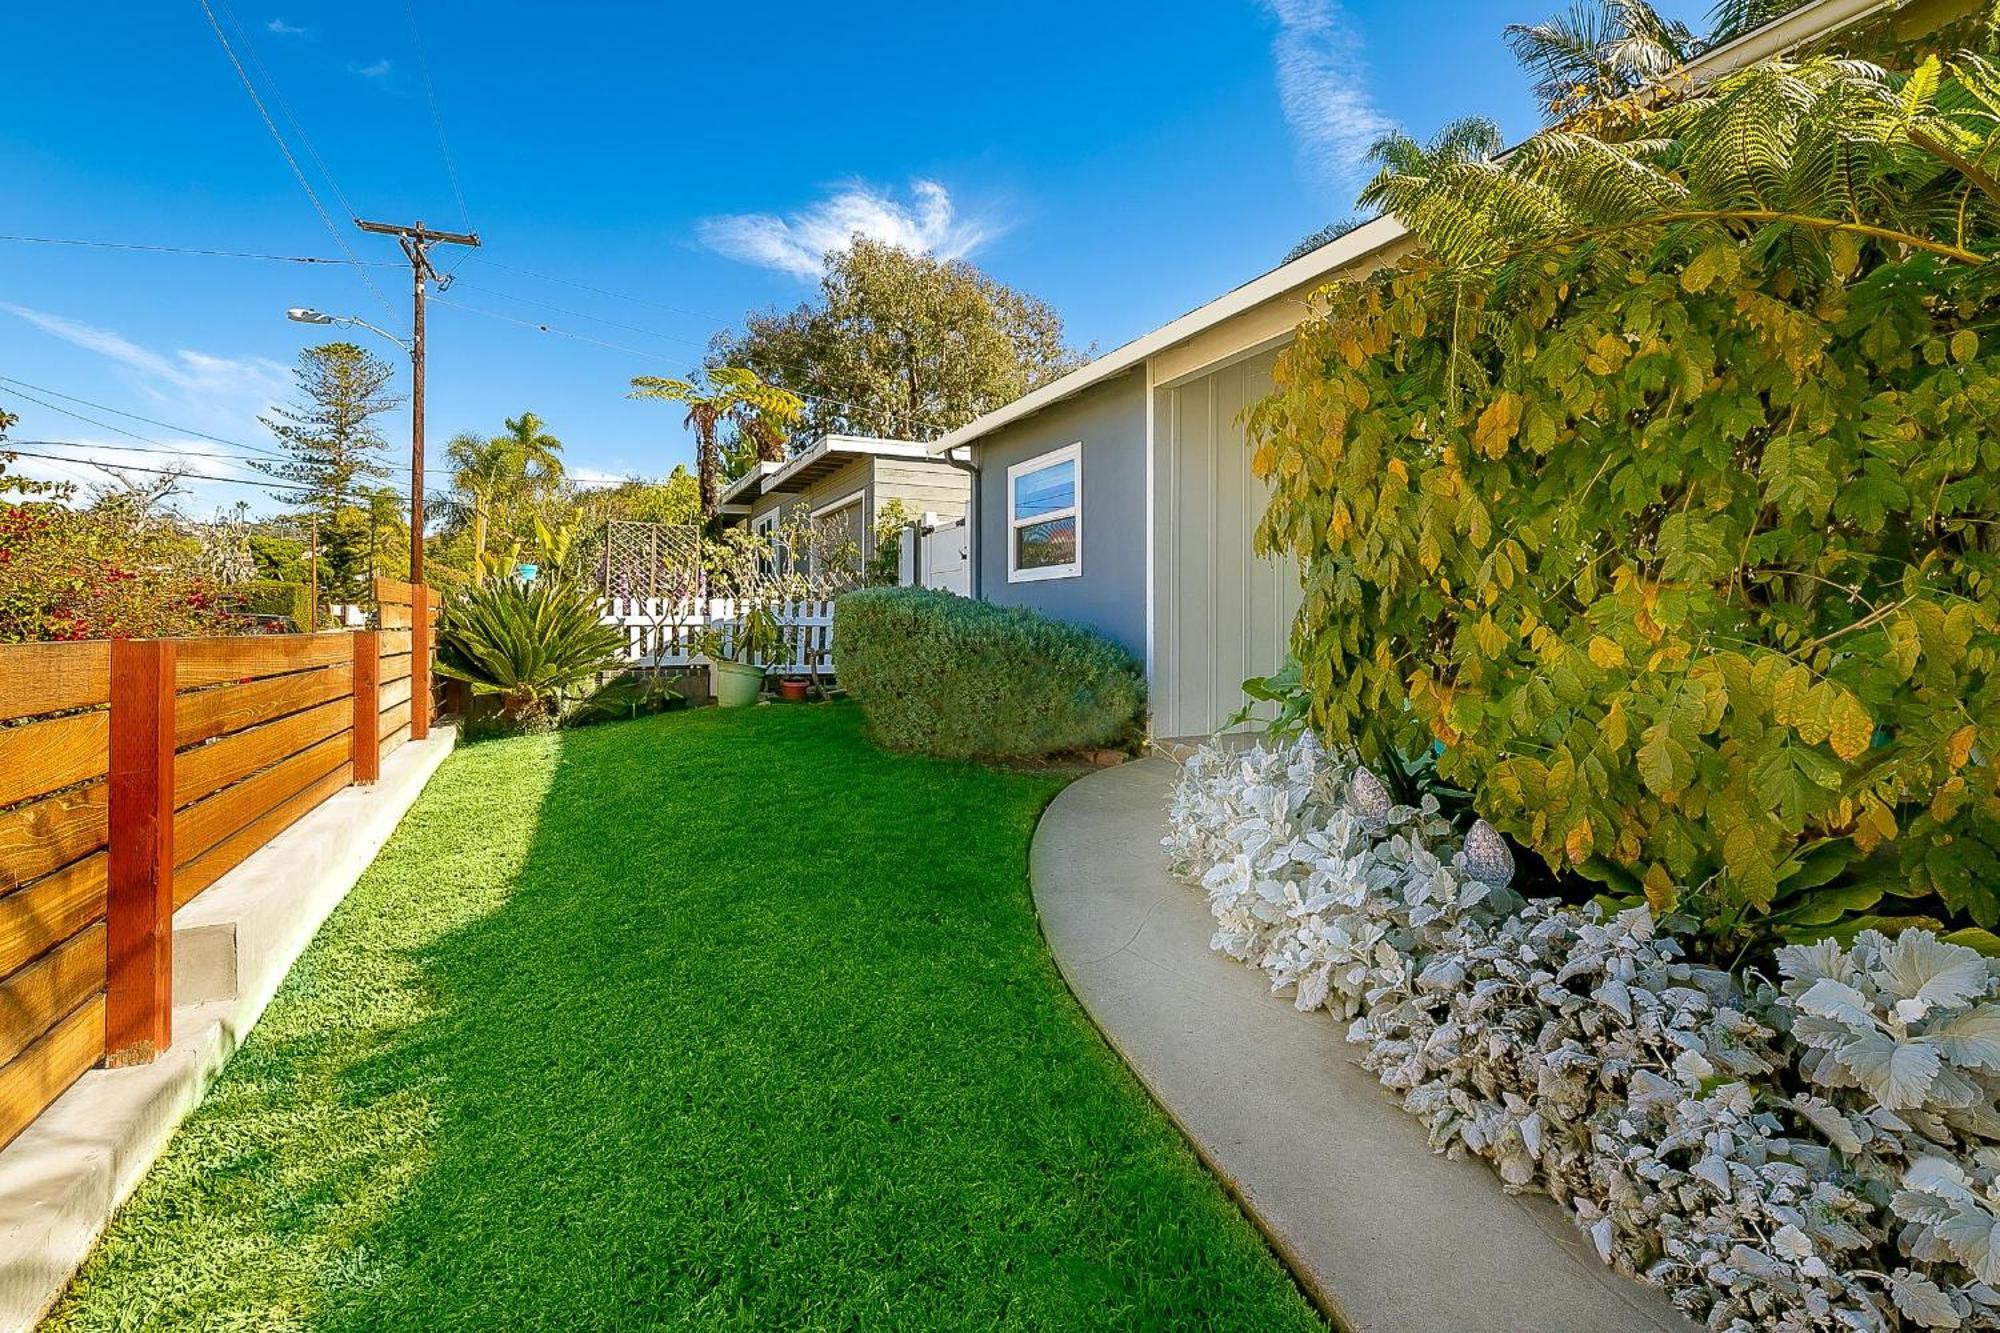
752 508 784 575
1006 442 1082 583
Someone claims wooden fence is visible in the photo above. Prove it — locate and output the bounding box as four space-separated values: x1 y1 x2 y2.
374 577 441 748
0 580 440 1152
598 599 836 675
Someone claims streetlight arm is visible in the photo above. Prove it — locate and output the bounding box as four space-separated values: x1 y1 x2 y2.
333 315 414 352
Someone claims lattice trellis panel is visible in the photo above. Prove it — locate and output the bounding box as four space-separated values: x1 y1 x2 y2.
599 521 703 601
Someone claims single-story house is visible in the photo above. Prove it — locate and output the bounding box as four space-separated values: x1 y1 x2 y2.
718 434 970 573
929 0 1968 741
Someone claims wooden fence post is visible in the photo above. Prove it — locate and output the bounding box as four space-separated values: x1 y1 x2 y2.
106 638 174 1065
411 590 431 742
352 629 380 784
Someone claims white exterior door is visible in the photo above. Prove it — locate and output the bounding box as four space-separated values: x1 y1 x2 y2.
1151 347 1300 739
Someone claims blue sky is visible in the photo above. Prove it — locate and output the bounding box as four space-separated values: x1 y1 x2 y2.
1 0 1711 516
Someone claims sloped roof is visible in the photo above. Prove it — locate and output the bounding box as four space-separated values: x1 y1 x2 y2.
928 0 1902 457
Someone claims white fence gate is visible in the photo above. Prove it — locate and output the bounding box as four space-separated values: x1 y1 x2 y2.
599 598 835 675
919 519 971 597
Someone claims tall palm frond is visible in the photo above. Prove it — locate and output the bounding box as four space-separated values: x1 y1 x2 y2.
1508 0 1699 122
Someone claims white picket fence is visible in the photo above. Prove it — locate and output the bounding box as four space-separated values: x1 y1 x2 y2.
599 598 835 675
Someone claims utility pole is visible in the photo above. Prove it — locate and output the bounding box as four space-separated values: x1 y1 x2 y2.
355 217 478 739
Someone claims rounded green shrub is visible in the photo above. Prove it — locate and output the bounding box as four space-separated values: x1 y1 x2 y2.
836 587 1144 760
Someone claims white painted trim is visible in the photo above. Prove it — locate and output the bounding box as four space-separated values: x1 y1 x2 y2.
809 493 863 521
770 434 930 491
1005 442 1082 583
718 460 784 508
925 0 1895 458
1143 356 1157 702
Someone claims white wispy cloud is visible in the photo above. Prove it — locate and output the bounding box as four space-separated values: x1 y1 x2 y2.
350 58 392 80
1 304 292 446
1263 0 1394 191
698 179 997 280
266 18 310 35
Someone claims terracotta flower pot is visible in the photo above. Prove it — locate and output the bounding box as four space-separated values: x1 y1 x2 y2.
778 678 810 702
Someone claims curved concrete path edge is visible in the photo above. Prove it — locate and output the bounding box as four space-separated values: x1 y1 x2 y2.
1030 757 1695 1333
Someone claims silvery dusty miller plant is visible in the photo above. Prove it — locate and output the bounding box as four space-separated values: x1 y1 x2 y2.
1164 735 2000 1330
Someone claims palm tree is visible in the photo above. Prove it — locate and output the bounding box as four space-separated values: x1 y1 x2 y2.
1357 116 1506 218
629 368 805 520
494 412 565 494
1506 0 1699 122
443 430 510 584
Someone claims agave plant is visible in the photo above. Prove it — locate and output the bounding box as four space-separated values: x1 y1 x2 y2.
435 575 627 731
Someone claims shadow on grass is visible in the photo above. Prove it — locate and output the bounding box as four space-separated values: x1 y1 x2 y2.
53 705 1321 1332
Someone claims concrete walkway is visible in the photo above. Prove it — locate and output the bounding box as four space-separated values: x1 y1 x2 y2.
1031 757 1694 1333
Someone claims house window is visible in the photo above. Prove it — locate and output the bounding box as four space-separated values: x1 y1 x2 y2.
1007 443 1081 582
753 510 784 576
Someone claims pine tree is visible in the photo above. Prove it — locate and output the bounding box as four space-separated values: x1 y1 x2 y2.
254 342 400 521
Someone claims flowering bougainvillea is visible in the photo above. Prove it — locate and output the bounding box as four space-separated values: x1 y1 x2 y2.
0 454 231 642
1167 734 2000 1329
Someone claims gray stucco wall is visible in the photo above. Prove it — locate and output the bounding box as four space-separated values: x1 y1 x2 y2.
972 367 1148 660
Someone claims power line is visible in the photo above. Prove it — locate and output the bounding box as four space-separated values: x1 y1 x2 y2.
0 234 395 266
0 378 416 477
402 0 472 237
4 446 410 501
431 295 938 437
447 282 713 349
193 0 396 318
1 376 289 462
462 255 730 325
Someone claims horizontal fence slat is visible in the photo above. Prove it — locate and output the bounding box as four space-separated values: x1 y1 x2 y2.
378 658 412 688
0 993 103 1153
174 663 353 750
175 697 352 810
173 731 351 874
378 675 412 711
173 761 352 909
0 784 108 894
0 853 106 979
378 604 412 630
0 643 111 724
378 630 411 657
172 633 352 690
378 699 410 739
0 711 107 810
0 922 105 1068
379 723 410 763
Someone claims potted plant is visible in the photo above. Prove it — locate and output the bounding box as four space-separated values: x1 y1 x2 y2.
693 602 782 708
777 676 810 702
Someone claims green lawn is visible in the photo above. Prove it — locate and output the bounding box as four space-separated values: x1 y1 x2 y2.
48 703 1321 1331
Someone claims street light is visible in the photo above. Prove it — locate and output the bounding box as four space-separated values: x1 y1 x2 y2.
286 307 412 351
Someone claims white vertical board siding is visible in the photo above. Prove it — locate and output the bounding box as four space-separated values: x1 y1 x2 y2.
1152 348 1300 739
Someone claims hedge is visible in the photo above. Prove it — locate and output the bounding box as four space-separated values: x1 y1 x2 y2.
835 587 1144 760
229 579 313 630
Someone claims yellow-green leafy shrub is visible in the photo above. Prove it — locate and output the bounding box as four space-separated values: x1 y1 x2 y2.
1249 240 2000 944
